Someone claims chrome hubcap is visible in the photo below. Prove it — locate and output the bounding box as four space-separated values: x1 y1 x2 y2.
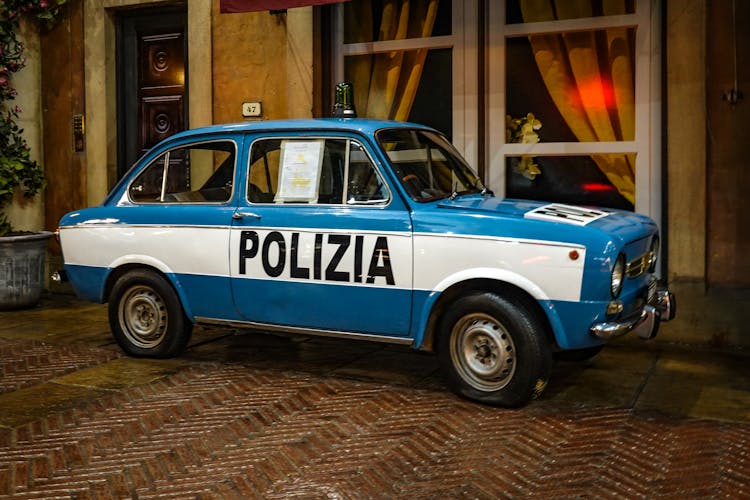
119 285 168 348
450 313 516 391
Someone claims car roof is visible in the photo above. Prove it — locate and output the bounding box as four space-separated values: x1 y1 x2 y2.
166 118 435 141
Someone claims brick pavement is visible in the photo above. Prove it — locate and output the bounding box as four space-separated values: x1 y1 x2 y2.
0 295 749 498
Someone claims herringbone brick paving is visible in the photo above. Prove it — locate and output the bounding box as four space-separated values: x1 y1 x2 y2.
1 297 749 498
0 339 121 394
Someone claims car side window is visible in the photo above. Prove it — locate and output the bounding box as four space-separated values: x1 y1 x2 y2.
128 140 236 203
347 142 388 204
247 138 388 205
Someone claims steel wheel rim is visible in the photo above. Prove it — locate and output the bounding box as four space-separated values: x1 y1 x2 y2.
450 312 516 391
118 285 168 349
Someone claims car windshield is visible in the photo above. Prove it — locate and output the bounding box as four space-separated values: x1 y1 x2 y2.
376 128 485 202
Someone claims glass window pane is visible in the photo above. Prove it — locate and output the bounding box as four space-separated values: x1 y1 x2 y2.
318 139 346 204
505 28 636 143
345 48 452 137
347 142 388 204
249 139 389 205
248 139 281 203
344 0 451 44
130 154 165 202
129 142 235 203
505 0 635 25
505 154 635 211
377 128 481 202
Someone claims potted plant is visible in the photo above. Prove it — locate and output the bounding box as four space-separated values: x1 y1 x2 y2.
0 1 64 309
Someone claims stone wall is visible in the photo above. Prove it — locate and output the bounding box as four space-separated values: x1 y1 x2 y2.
666 0 706 283
663 0 749 348
5 19 44 232
211 4 313 124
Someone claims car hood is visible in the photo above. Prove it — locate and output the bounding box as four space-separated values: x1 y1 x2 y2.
432 196 657 246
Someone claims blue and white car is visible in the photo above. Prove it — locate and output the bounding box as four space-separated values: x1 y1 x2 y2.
56 118 674 407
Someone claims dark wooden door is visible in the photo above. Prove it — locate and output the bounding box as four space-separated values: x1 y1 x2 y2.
117 9 187 180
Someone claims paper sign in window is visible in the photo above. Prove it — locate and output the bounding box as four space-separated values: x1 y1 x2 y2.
275 140 324 203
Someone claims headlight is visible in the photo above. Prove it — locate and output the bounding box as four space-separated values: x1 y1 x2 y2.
611 253 625 298
648 235 659 273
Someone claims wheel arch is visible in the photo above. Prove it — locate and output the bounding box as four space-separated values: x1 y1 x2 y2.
417 277 558 353
103 262 196 321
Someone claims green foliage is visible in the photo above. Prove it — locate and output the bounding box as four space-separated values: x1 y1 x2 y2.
0 0 65 235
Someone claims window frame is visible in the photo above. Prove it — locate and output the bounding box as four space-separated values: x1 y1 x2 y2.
487 0 662 219
331 0 479 169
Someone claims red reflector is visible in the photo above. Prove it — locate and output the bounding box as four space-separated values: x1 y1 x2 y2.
583 183 615 192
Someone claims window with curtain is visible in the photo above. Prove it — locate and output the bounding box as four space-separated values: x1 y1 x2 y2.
331 1 659 216
334 0 456 138
489 0 657 215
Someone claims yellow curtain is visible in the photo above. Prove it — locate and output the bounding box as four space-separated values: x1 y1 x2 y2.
520 0 636 204
346 0 439 122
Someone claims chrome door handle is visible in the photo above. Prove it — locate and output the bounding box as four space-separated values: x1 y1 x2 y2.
232 212 261 220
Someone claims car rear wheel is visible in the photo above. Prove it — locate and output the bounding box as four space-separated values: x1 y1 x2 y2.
438 292 552 407
108 269 192 358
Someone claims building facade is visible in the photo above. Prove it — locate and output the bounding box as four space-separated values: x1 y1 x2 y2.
8 0 748 345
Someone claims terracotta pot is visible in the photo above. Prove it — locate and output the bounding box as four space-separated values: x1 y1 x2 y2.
0 231 53 310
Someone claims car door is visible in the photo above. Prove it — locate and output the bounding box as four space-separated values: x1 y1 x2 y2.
122 135 240 320
229 134 413 338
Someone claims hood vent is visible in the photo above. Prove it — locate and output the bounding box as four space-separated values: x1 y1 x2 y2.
524 203 611 226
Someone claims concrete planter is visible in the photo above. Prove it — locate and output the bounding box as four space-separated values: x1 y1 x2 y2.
0 231 53 310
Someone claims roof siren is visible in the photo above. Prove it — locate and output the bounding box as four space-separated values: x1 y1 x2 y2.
332 82 357 118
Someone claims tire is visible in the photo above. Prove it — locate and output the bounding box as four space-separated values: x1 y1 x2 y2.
108 269 192 358
554 345 604 362
437 292 552 407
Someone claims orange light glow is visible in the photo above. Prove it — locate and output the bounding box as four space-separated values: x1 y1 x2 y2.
576 78 615 111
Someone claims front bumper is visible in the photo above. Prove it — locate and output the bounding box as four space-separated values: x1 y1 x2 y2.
590 285 676 341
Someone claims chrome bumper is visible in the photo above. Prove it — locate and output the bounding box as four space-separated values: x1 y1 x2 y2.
590 287 676 341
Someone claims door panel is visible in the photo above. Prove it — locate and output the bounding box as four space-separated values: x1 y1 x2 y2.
230 213 413 336
118 136 240 319
229 136 414 337
117 9 187 179
139 31 185 152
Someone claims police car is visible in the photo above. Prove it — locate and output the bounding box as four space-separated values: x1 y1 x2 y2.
56 116 674 407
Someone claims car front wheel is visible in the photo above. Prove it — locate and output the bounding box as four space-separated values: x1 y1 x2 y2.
108 269 192 358
438 292 552 407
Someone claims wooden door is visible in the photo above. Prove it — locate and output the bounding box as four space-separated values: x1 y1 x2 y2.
117 9 187 181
